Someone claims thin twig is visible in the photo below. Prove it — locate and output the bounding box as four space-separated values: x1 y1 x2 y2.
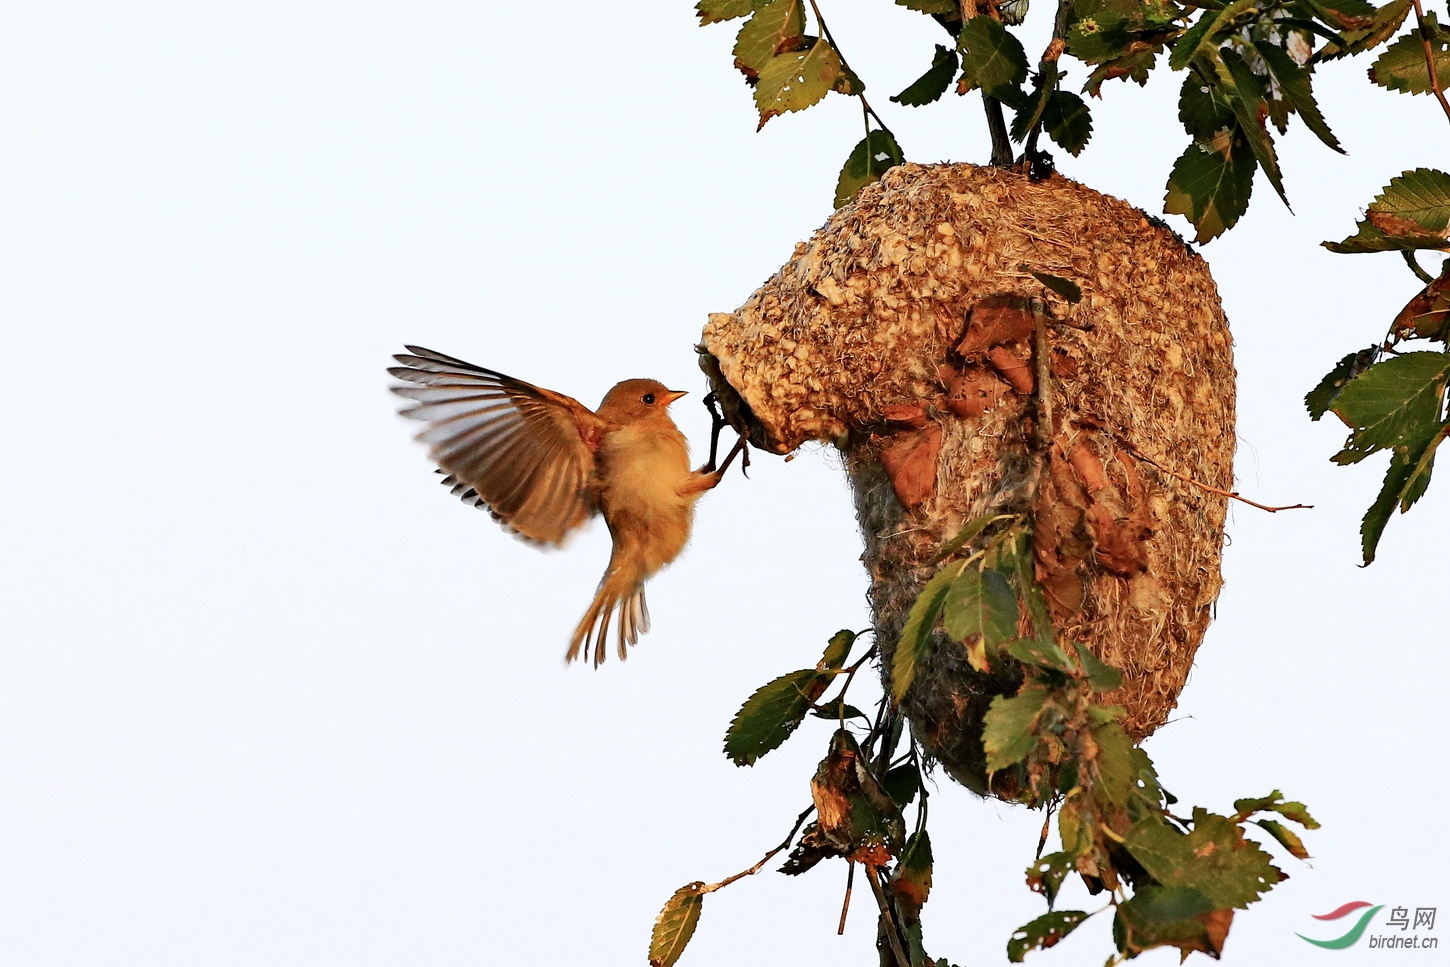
1410 0 1450 128
1033 301 1055 448
838 860 855 935
1122 445 1313 513
702 805 816 893
1035 802 1055 861
808 0 893 134
863 864 912 967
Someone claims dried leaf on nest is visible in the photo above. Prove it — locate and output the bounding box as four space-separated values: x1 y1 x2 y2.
878 424 942 510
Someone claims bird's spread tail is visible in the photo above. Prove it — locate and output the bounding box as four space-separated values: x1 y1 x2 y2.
567 571 650 667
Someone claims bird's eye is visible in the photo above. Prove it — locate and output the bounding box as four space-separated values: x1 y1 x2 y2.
642 393 656 405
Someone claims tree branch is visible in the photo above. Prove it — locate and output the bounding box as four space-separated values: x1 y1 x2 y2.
702 805 816 893
984 93 1015 165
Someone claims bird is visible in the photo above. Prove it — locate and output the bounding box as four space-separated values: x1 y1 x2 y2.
388 345 746 666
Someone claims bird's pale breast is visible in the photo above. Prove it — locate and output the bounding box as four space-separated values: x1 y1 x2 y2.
597 421 697 575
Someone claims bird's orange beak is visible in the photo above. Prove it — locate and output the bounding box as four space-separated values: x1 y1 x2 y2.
662 389 688 406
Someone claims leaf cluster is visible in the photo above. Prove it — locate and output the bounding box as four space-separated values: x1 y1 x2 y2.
653 516 1317 965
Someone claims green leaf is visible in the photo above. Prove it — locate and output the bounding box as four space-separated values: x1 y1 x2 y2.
811 699 867 720
983 684 1050 771
891 830 934 919
1306 348 1377 420
1114 886 1222 959
1361 422 1447 562
1009 70 1061 143
1005 637 1075 673
932 513 1015 564
1325 168 1450 253
1315 0 1411 60
1255 819 1311 860
1073 641 1123 691
882 762 922 807
1124 812 1284 910
1179 73 1235 140
958 16 1030 99
1128 746 1170 810
1010 528 1053 641
696 0 757 26
1067 0 1180 64
1216 47 1287 206
1028 270 1084 303
1164 136 1256 243
1087 714 1137 809
895 0 959 12
1042 91 1093 156
893 44 959 106
834 128 905 208
1371 17 1450 95
833 63 865 95
755 38 842 128
1170 0 1260 71
649 883 704 967
732 0 805 77
892 564 960 702
1232 790 1322 828
820 629 856 670
1007 910 1091 962
943 568 1018 647
1254 41 1342 152
1026 850 1076 907
1307 0 1379 31
724 668 829 765
1331 351 1450 452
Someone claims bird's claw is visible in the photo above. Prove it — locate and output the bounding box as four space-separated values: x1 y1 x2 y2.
698 391 750 481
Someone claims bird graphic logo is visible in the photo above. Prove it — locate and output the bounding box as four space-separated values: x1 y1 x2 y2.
1296 901 1383 949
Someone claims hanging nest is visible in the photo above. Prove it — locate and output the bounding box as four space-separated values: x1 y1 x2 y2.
698 163 1235 799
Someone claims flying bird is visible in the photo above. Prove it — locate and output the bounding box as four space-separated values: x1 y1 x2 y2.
389 345 745 666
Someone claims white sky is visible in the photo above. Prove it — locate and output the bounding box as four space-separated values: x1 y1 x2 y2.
1 4 1446 966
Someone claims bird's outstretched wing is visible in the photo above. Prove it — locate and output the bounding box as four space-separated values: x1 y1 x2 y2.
389 346 602 546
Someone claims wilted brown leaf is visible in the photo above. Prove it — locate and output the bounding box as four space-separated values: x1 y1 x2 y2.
988 345 1035 394
944 368 1010 418
958 298 1037 355
1393 267 1450 339
879 424 942 509
881 402 930 428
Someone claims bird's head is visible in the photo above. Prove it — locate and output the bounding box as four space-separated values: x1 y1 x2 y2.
597 378 687 426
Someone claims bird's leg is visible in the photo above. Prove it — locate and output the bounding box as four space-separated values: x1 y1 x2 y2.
687 434 751 495
699 391 730 474
714 434 749 480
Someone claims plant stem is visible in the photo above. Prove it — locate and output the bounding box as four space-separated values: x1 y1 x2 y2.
864 864 912 967
984 93 1015 165
808 0 893 135
1410 0 1450 127
702 805 816 893
1403 250 1437 285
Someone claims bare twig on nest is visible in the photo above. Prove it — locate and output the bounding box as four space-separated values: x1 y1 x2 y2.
1122 445 1313 513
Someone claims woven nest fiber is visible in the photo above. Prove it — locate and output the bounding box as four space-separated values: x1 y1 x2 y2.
699 163 1235 797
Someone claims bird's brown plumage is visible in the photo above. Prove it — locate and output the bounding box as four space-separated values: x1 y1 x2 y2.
390 346 727 665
